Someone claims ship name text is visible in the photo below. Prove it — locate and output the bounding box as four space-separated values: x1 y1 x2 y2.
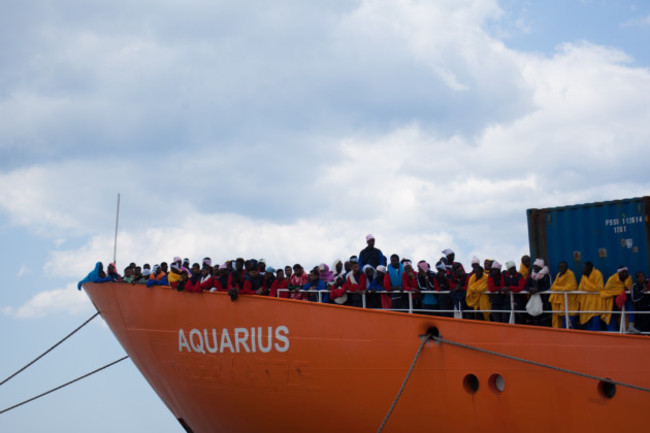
178 326 290 354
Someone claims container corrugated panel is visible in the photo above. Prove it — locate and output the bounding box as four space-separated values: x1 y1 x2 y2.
527 197 650 279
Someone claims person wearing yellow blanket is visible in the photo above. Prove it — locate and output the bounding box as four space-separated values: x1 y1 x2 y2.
519 255 531 280
549 261 578 328
601 267 633 332
578 262 604 331
466 257 491 321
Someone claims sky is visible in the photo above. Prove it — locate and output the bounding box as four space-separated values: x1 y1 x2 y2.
1 0 650 431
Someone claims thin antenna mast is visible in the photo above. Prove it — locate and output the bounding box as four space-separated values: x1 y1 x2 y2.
113 193 121 266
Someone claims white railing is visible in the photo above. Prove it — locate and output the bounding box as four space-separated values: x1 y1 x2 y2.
275 288 648 335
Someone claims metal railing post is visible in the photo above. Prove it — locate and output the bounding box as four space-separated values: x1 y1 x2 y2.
362 292 367 309
408 292 413 314
563 292 571 329
509 292 515 324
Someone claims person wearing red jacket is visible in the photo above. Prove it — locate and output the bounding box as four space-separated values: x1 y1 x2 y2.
503 260 527 323
228 270 255 301
343 260 364 307
487 261 508 322
450 263 469 318
270 268 290 298
400 262 419 311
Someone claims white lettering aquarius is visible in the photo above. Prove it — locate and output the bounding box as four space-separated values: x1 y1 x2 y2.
204 329 218 353
275 326 290 352
189 329 206 354
178 326 290 354
234 328 251 353
220 329 234 353
178 329 191 353
258 327 273 353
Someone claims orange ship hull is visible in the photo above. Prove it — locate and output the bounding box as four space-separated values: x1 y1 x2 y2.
84 282 650 433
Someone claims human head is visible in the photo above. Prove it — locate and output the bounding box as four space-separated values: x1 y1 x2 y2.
376 265 387 279
635 271 646 285
124 266 133 277
390 254 400 267
558 261 568 274
505 261 517 275
160 262 168 273
309 269 319 281
521 255 531 268
284 266 293 278
276 268 285 279
235 258 245 272
417 260 428 274
364 265 375 279
533 258 544 273
366 234 375 248
191 263 200 274
617 266 629 281
293 264 303 275
583 261 593 276
490 261 501 275
250 266 260 278
344 261 352 272
442 248 455 263
333 259 343 274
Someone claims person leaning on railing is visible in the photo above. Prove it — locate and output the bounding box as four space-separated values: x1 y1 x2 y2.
525 259 551 327
578 262 604 331
601 267 636 333
549 261 578 329
632 272 650 332
466 258 490 321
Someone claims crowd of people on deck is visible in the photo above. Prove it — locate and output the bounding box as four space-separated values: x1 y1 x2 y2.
78 234 650 334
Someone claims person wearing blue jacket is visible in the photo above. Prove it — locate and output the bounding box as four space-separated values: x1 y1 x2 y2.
302 269 329 303
359 234 387 268
77 262 112 290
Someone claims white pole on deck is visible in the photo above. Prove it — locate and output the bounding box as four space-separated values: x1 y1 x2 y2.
113 193 121 266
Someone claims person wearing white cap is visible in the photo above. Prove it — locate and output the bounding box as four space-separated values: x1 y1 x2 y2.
602 266 635 332
487 261 508 323
441 249 465 273
466 260 490 321
359 234 387 269
549 261 578 329
525 258 552 326
503 261 527 323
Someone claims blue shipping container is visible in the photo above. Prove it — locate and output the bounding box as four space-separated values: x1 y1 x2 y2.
527 196 650 279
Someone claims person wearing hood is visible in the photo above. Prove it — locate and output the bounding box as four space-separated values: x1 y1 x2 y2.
525 259 552 326
487 261 508 323
466 257 491 321
319 264 335 287
359 264 382 308
434 261 454 317
549 261 578 328
450 263 469 318
417 261 437 313
359 234 387 269
519 255 531 280
168 262 184 287
578 262 604 330
77 262 112 290
503 261 526 323
258 266 276 296
106 263 122 281
441 249 464 273
146 265 169 287
343 258 365 307
601 267 635 332
289 264 309 300
332 259 345 281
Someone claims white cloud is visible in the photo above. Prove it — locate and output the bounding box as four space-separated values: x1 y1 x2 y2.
1 1 649 296
2 283 94 319
16 265 30 277
620 14 650 28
